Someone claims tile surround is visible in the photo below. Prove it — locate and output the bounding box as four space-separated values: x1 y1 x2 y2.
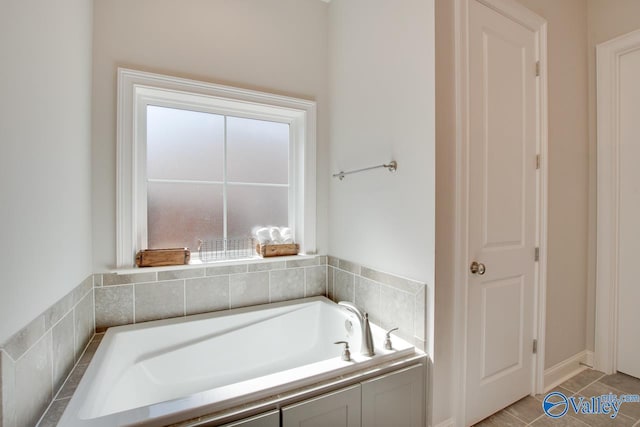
39 334 104 427
15 333 52 427
93 255 342 331
304 266 327 297
134 280 185 322
93 256 428 350
0 356 3 426
0 275 94 427
185 276 230 315
229 271 270 308
2 254 430 426
269 268 305 303
333 269 355 303
328 262 427 348
94 286 134 331
51 314 75 392
38 399 69 427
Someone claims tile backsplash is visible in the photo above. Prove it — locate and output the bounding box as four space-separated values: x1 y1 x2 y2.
0 254 429 426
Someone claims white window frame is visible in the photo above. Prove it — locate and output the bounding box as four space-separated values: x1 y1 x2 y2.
116 68 316 268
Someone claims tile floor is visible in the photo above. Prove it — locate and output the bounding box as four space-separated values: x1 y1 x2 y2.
474 369 640 426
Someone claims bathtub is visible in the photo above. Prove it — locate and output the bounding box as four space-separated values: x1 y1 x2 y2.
57 296 417 427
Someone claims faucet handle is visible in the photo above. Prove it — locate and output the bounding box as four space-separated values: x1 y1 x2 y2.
384 327 399 350
334 341 352 361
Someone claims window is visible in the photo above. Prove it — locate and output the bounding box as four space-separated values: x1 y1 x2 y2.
117 68 316 267
146 106 290 251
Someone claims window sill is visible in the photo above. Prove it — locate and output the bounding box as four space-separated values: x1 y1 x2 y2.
109 253 322 275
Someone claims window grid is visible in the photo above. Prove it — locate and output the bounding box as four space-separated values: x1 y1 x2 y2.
146 109 290 251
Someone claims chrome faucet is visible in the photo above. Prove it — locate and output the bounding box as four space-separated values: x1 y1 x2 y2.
338 301 375 356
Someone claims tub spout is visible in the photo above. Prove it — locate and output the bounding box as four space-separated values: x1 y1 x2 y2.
338 301 375 356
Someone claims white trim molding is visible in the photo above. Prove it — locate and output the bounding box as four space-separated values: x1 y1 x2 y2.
452 0 548 424
543 351 594 393
116 68 317 268
595 29 640 375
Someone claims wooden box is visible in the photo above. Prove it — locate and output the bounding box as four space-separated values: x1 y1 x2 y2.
135 248 190 267
256 243 299 258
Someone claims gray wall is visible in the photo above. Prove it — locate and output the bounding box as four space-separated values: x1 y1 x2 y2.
0 0 94 345
513 0 590 369
327 0 436 287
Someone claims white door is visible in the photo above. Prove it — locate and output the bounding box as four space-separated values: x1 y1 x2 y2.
466 0 538 424
616 42 640 380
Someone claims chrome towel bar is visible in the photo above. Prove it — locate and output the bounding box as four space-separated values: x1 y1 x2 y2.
333 160 397 180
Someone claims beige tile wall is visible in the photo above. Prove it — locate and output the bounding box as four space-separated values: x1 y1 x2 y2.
0 276 94 427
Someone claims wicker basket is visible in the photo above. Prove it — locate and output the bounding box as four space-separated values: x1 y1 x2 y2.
256 243 299 257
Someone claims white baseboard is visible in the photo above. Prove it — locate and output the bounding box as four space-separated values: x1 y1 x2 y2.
434 418 455 427
543 350 594 392
585 350 594 368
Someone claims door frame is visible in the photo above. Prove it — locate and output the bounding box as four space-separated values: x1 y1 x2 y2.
595 29 640 375
451 0 548 424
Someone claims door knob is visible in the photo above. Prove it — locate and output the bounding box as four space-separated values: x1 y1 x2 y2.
470 261 486 275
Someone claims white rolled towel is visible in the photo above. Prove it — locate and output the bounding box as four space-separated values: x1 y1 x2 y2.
279 227 293 243
269 227 283 244
280 227 292 237
255 227 271 244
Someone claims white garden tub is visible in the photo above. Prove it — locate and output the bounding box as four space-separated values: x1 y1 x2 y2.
58 296 415 427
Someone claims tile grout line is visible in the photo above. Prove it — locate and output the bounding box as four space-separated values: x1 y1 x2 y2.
48 328 54 405
331 256 425 291
303 267 307 297
36 332 98 426
527 413 545 425
132 282 137 324
183 279 186 317
3 280 93 363
494 410 526 425
8 322 52 364
501 407 530 425
351 271 355 302
92 287 96 343
571 373 607 396
590 377 638 397
73 303 78 365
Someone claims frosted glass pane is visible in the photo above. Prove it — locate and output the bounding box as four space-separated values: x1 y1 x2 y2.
227 116 289 184
147 106 224 181
227 186 288 237
147 182 223 250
